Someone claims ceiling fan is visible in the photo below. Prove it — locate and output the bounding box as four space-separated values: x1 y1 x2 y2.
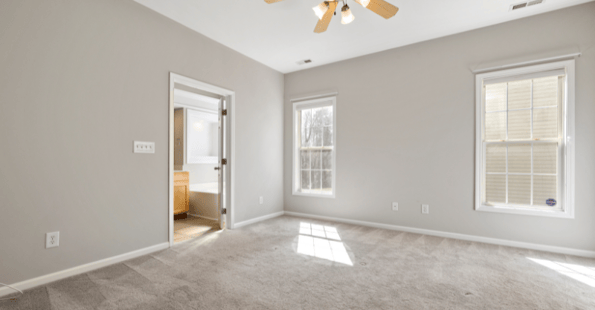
264 0 399 33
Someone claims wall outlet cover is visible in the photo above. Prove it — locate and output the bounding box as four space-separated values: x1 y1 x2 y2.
422 204 430 214
392 202 398 211
259 196 264 204
46 231 60 248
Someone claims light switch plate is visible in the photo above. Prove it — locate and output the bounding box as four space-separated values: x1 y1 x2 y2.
46 231 59 248
134 141 155 154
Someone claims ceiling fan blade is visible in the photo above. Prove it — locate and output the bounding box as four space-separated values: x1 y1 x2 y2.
314 1 337 33
355 0 399 19
264 0 285 3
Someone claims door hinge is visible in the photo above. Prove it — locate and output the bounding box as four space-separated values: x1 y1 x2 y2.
222 208 227 215
222 109 227 116
222 158 227 165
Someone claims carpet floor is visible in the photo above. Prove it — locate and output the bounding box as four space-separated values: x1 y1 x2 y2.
1 215 594 309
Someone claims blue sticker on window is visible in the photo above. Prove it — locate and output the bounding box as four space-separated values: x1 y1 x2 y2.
546 199 557 207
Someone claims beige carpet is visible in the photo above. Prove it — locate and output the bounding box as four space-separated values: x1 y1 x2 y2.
1 215 594 309
173 216 219 244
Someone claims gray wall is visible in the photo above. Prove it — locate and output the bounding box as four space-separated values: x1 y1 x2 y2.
0 0 283 285
284 3 595 252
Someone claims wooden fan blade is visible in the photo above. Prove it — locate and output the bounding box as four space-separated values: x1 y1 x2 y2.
314 1 337 33
356 0 399 19
264 0 285 3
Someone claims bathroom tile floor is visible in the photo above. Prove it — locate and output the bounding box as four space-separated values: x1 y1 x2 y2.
173 216 219 243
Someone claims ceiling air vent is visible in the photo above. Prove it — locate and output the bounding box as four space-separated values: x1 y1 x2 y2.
296 59 313 65
511 0 545 11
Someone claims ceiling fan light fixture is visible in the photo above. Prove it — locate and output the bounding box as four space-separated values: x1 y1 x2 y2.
341 4 354 24
313 1 329 20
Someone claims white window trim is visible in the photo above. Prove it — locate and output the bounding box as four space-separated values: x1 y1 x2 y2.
475 59 575 219
292 96 337 198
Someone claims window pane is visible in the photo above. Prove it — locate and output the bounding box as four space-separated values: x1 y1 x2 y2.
301 109 312 147
508 144 531 173
322 150 332 170
312 127 323 147
322 171 332 190
301 170 310 190
311 150 321 169
300 150 310 169
533 175 557 207
322 106 333 126
508 110 531 140
533 143 557 174
323 126 333 146
508 175 531 205
312 108 324 127
486 174 506 204
508 80 531 110
533 76 558 108
533 108 558 139
485 112 506 141
486 144 506 173
311 171 321 189
485 83 507 112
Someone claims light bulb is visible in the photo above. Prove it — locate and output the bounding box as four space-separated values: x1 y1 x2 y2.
341 5 354 24
360 0 370 8
313 1 329 20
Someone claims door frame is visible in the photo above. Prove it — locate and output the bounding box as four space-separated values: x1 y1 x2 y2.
168 72 236 247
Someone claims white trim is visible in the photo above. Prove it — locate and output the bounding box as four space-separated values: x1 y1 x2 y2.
234 211 285 228
292 96 337 198
284 212 595 258
472 52 581 73
0 242 169 298
290 92 338 102
474 59 575 219
169 73 236 248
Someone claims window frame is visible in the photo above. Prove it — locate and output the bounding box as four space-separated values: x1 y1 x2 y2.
292 96 337 198
475 59 575 218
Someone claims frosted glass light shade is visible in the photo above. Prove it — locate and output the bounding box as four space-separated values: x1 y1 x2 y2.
313 2 329 20
360 0 371 7
341 5 354 24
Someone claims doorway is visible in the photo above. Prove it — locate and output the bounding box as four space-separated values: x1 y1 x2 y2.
168 73 234 246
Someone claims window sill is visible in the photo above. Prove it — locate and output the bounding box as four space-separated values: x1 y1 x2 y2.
476 204 574 219
292 191 335 199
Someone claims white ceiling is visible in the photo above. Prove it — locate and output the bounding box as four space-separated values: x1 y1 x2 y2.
135 0 592 73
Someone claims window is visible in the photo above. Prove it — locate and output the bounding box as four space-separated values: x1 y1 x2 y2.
293 97 336 198
475 60 575 218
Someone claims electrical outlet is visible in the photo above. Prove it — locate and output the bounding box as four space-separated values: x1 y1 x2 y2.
133 141 155 154
422 204 430 214
392 202 398 211
46 232 60 248
259 196 263 204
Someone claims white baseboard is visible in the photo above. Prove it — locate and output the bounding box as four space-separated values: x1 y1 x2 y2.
0 242 170 298
188 214 218 221
233 211 285 229
284 211 595 258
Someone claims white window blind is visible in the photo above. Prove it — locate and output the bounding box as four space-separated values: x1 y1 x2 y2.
293 97 336 198
484 75 563 209
475 59 575 218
